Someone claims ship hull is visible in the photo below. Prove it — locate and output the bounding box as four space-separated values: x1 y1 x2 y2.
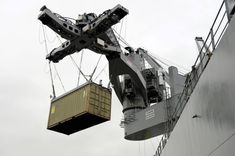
161 12 235 156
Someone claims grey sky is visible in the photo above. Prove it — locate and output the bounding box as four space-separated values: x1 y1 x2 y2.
0 0 222 156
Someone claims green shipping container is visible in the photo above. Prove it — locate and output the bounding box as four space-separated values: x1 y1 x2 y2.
47 82 112 135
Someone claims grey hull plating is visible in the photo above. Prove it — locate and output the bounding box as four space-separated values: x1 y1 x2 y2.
161 12 235 156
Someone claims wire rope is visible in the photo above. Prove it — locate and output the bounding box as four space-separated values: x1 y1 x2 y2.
148 52 189 75
42 28 66 94
152 52 190 72
53 64 66 92
124 17 127 39
112 28 130 47
113 24 188 75
55 33 89 83
44 27 57 43
94 63 108 81
119 19 124 37
113 24 189 75
69 55 89 82
38 23 45 44
89 54 103 81
77 50 84 86
42 25 56 98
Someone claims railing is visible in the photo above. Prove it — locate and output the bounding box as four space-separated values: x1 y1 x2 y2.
155 1 232 155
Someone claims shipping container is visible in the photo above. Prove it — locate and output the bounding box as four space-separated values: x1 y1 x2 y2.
47 82 112 135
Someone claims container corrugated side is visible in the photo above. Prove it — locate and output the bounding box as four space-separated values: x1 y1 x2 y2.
88 83 111 119
47 82 112 135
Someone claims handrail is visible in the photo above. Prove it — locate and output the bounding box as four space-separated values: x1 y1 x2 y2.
172 0 229 122
155 1 231 155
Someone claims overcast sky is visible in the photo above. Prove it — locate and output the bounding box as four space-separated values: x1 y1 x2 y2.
0 0 223 156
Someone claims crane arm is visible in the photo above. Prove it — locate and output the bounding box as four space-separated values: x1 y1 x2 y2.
38 6 80 40
38 5 128 63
